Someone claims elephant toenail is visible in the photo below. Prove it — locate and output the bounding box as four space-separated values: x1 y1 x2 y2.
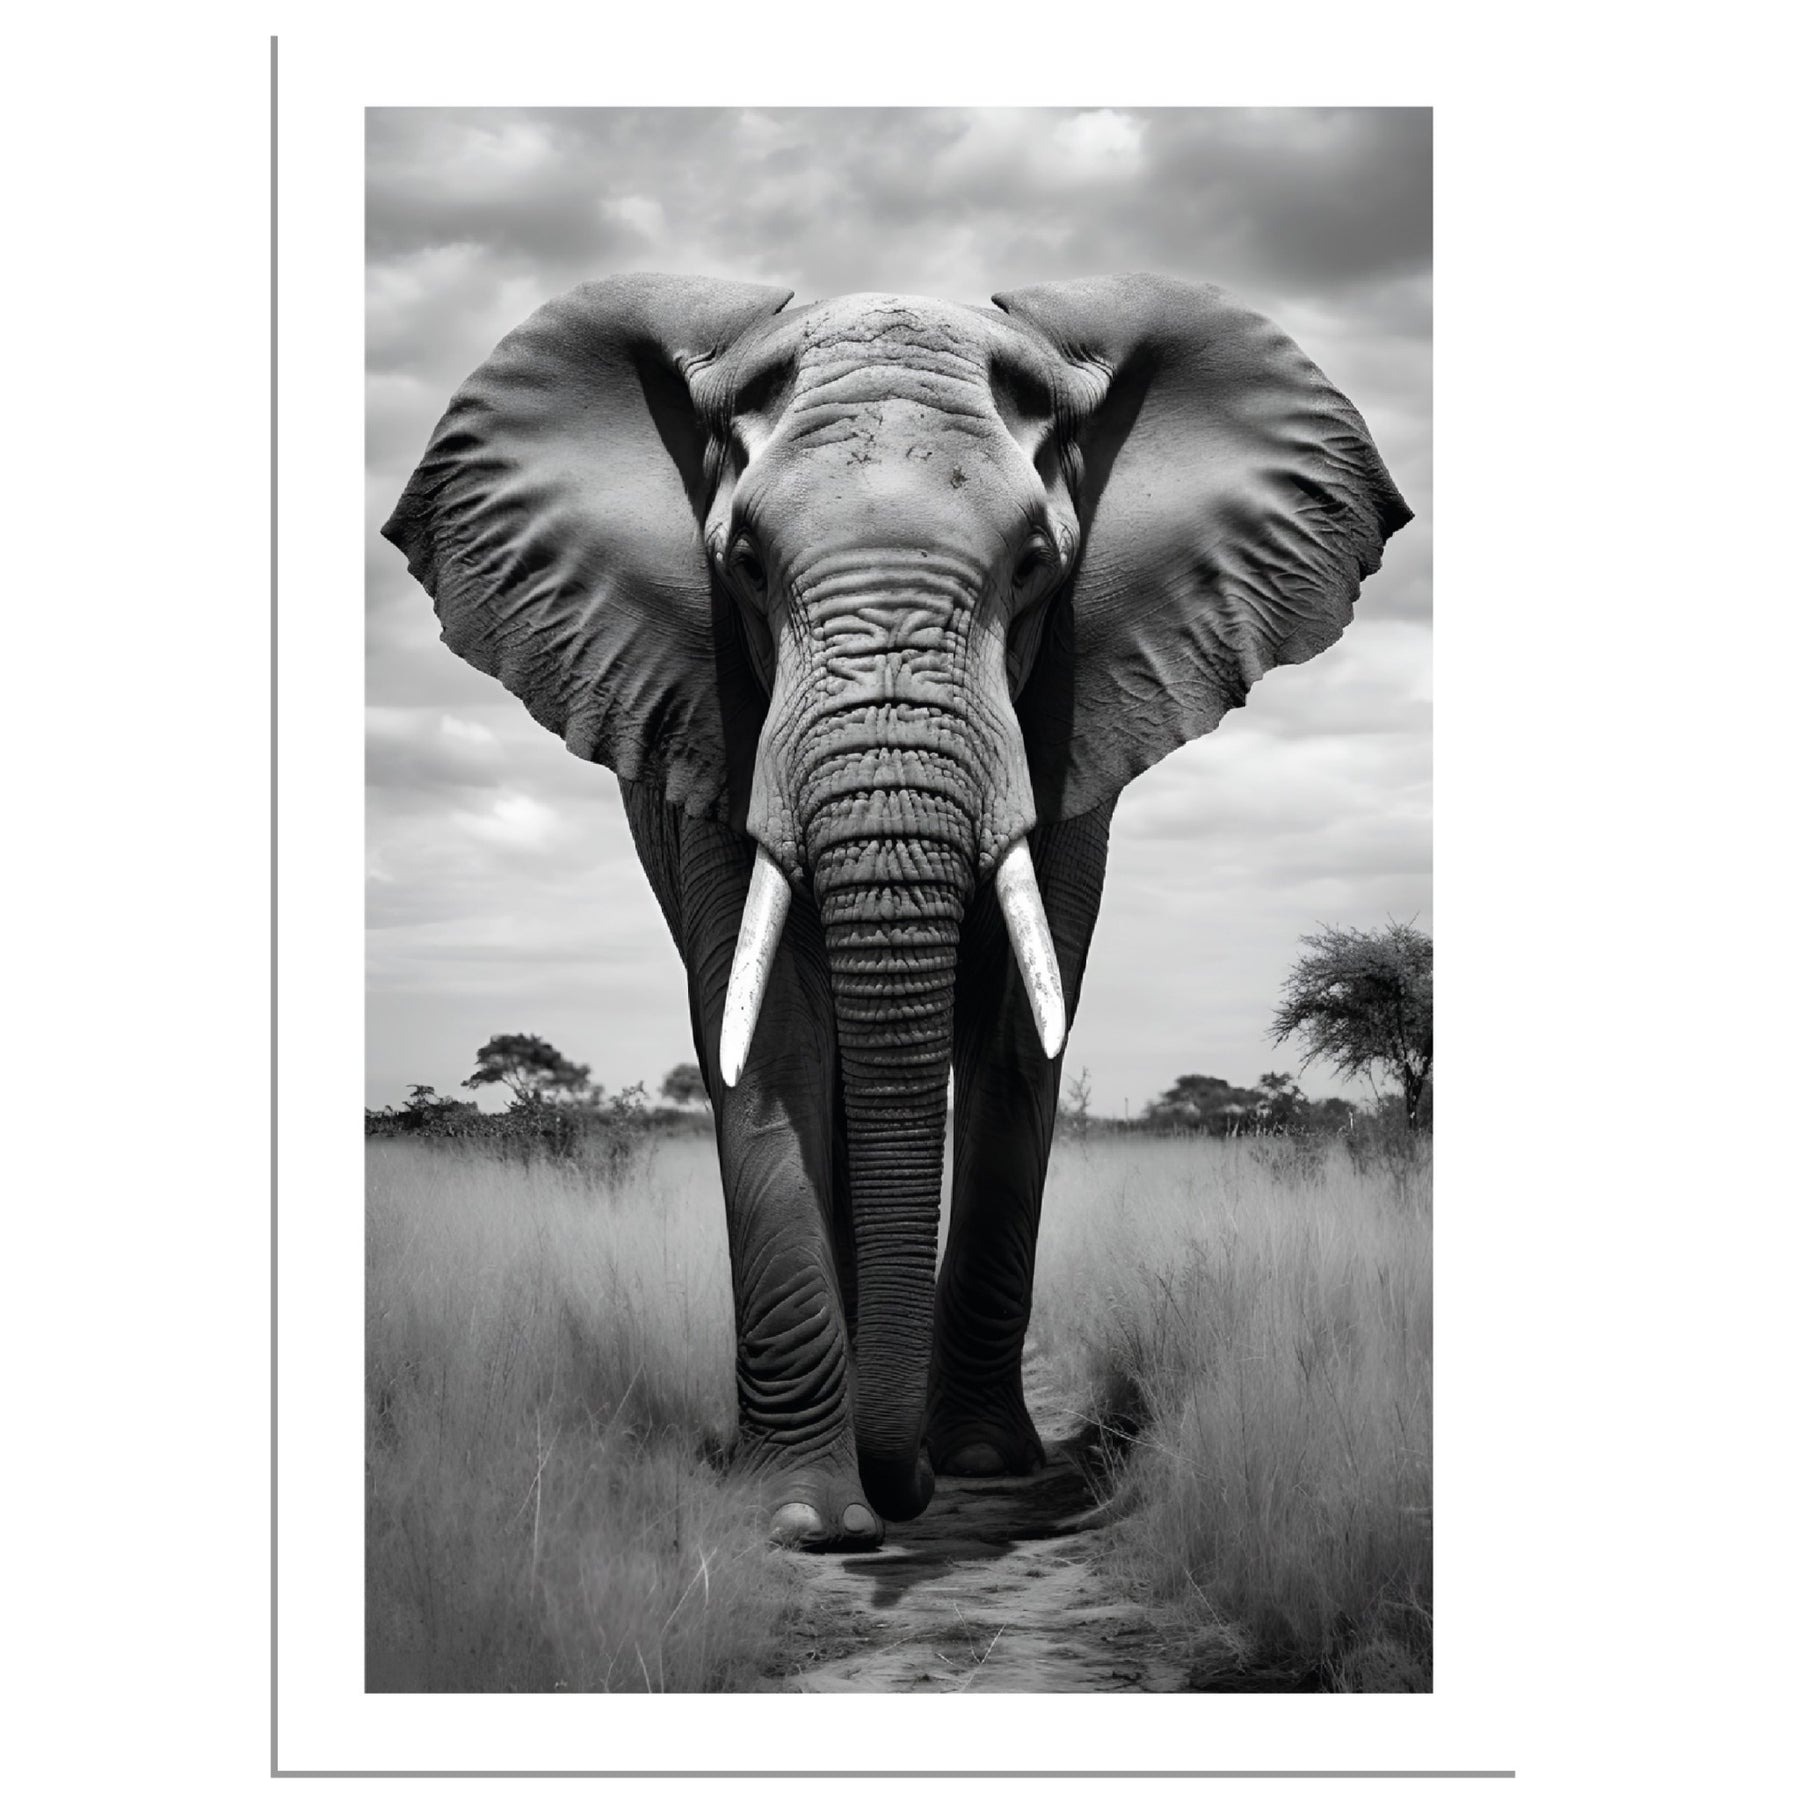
769 1502 825 1544
946 1443 1005 1476
841 1503 877 1538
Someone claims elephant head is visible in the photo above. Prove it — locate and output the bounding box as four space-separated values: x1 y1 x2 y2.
383 272 1408 1508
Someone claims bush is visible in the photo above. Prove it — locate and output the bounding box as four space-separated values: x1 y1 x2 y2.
366 1086 652 1188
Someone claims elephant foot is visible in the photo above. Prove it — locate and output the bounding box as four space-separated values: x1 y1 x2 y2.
935 1435 1046 1477
927 1400 1046 1478
761 1469 886 1551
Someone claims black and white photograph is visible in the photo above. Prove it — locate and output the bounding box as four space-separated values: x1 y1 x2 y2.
16 14 1799 1794
363 105 1432 1697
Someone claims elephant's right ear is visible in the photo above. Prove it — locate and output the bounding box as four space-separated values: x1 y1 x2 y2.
382 273 793 824
993 274 1411 825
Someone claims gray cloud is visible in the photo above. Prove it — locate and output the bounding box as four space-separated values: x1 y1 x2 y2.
1133 109 1431 292
366 107 1429 303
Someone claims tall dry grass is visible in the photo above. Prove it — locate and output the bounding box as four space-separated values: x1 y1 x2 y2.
368 1119 1430 1692
1032 1133 1432 1690
365 1136 803 1691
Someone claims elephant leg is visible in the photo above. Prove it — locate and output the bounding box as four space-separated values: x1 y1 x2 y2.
622 787 877 1548
927 804 1114 1477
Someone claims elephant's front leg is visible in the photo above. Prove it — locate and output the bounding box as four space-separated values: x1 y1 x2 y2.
670 819 879 1549
928 806 1114 1477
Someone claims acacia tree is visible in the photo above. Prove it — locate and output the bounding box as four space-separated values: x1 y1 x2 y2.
463 1033 593 1106
1270 923 1433 1129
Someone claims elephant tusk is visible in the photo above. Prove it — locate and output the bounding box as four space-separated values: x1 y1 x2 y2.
995 838 1066 1062
720 846 792 1088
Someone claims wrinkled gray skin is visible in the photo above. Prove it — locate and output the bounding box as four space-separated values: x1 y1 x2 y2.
385 273 1409 1548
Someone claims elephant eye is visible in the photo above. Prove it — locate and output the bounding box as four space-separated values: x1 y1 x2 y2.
1012 537 1054 594
730 539 768 598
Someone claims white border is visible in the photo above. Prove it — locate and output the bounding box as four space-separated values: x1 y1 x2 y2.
287 14 1473 1781
284 19 1488 1775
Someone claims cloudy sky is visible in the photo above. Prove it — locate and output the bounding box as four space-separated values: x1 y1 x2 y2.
365 107 1431 1116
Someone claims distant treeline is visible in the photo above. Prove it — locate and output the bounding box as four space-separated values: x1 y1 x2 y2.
1074 1070 1430 1140
367 1041 1429 1181
364 1082 710 1185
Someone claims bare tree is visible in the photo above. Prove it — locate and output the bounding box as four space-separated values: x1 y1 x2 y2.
1058 1066 1094 1144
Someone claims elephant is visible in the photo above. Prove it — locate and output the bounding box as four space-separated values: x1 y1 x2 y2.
383 272 1409 1549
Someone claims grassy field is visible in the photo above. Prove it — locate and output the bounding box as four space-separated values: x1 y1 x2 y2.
1033 1132 1433 1690
365 1136 803 1691
367 1125 1430 1691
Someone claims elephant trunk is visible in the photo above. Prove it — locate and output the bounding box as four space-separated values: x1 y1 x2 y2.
805 772 973 1521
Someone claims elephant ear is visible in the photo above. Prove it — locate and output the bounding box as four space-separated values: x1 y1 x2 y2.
382 273 793 823
993 273 1411 823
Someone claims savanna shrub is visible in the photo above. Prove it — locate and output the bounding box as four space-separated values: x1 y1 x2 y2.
366 1087 652 1188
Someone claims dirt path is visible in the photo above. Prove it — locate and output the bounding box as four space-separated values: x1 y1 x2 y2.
784 1347 1188 1692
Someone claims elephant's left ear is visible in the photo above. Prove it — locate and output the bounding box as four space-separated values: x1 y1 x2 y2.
993 274 1412 824
383 274 793 824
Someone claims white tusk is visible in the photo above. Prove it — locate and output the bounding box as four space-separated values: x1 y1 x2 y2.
995 838 1066 1062
720 846 792 1088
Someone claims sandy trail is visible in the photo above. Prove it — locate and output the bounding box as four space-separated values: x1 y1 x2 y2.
784 1346 1188 1692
